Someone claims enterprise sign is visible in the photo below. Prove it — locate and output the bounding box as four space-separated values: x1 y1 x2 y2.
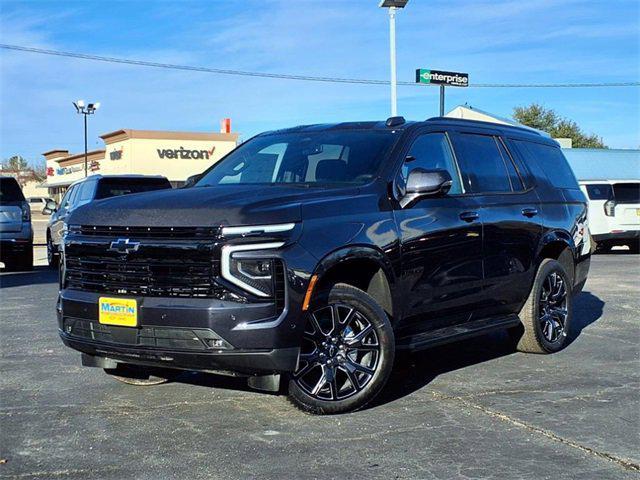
415 69 469 87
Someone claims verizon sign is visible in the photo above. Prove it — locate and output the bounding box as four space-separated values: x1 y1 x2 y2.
157 145 215 160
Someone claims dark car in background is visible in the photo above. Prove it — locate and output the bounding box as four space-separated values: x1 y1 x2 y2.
0 176 33 271
45 175 171 267
57 117 590 414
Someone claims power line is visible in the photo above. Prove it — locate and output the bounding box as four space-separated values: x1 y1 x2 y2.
1 43 639 89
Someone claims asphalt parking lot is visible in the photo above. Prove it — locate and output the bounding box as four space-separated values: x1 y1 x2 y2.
0 254 638 479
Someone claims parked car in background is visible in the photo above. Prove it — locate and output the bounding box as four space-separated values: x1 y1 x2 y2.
45 174 172 267
57 117 591 414
580 180 640 253
0 176 33 270
28 196 56 214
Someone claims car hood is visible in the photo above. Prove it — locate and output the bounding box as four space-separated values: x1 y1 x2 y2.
68 184 359 227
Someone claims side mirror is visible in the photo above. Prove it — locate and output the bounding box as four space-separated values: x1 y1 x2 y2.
400 168 453 208
183 173 203 188
42 199 57 215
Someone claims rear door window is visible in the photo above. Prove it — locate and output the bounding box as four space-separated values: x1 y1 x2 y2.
612 183 640 204
95 178 172 199
451 133 512 193
0 177 25 202
512 140 579 189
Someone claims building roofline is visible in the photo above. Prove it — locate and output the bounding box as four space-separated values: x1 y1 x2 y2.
100 129 239 144
56 150 105 166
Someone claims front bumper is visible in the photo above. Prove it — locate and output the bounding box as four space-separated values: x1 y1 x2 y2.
58 288 304 375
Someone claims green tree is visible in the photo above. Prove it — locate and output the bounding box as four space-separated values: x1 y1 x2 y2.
513 103 607 148
2 155 29 171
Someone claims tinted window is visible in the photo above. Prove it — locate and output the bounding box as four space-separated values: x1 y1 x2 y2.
496 139 524 191
197 131 398 187
0 177 25 202
61 185 79 211
402 132 462 194
613 183 640 204
453 134 512 193
95 178 171 199
585 184 612 200
77 181 95 204
513 140 578 189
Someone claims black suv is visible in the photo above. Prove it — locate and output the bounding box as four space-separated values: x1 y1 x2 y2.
59 118 590 414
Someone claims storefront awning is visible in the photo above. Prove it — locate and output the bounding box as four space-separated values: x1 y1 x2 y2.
38 179 74 188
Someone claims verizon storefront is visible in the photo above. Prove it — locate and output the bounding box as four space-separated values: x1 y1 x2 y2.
42 128 238 200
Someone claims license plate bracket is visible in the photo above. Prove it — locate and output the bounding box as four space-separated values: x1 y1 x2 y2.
99 297 138 327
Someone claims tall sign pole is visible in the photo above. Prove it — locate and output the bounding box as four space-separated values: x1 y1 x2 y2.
389 7 397 116
415 69 469 116
380 1 409 116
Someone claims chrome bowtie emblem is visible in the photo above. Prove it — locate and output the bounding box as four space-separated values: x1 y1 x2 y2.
108 238 140 254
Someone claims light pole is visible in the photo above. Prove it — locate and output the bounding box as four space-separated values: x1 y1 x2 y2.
379 0 408 117
72 100 100 177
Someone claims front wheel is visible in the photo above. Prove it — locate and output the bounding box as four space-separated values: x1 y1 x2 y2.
288 283 395 414
47 235 59 268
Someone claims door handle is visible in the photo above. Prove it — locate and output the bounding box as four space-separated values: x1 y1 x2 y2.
521 207 539 218
459 211 480 222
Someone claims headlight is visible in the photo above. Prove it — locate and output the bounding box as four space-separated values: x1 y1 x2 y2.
21 201 30 222
221 242 284 297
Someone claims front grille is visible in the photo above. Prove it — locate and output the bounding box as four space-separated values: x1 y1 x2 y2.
70 225 219 239
65 256 235 299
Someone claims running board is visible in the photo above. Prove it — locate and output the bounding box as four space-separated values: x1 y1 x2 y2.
396 315 521 351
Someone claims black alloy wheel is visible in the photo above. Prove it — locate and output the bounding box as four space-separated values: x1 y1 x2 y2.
515 258 573 354
288 283 394 414
538 271 568 344
47 236 58 267
294 304 380 401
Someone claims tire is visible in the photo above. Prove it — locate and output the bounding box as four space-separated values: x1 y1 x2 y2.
288 283 395 414
47 234 59 268
104 364 178 386
516 259 573 354
627 241 639 254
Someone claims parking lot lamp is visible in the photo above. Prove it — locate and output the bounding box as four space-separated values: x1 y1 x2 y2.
72 100 100 177
379 0 409 116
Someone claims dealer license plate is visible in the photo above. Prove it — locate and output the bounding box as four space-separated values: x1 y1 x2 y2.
99 297 138 327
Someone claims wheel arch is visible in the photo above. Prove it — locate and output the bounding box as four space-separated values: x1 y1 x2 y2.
536 230 576 284
313 245 397 321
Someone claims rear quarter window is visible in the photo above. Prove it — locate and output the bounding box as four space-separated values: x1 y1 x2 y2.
512 140 579 189
585 184 612 200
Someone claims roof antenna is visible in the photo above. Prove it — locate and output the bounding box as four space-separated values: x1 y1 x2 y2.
386 116 405 127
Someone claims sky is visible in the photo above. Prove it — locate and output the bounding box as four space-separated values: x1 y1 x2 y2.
1 0 639 166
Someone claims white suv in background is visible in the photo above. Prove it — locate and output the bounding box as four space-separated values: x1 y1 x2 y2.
580 180 640 253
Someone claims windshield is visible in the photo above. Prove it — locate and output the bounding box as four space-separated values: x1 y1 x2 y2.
95 178 172 199
0 177 25 203
196 130 397 187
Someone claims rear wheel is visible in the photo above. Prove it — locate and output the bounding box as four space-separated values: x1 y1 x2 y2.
104 364 178 386
515 259 573 354
288 283 394 414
